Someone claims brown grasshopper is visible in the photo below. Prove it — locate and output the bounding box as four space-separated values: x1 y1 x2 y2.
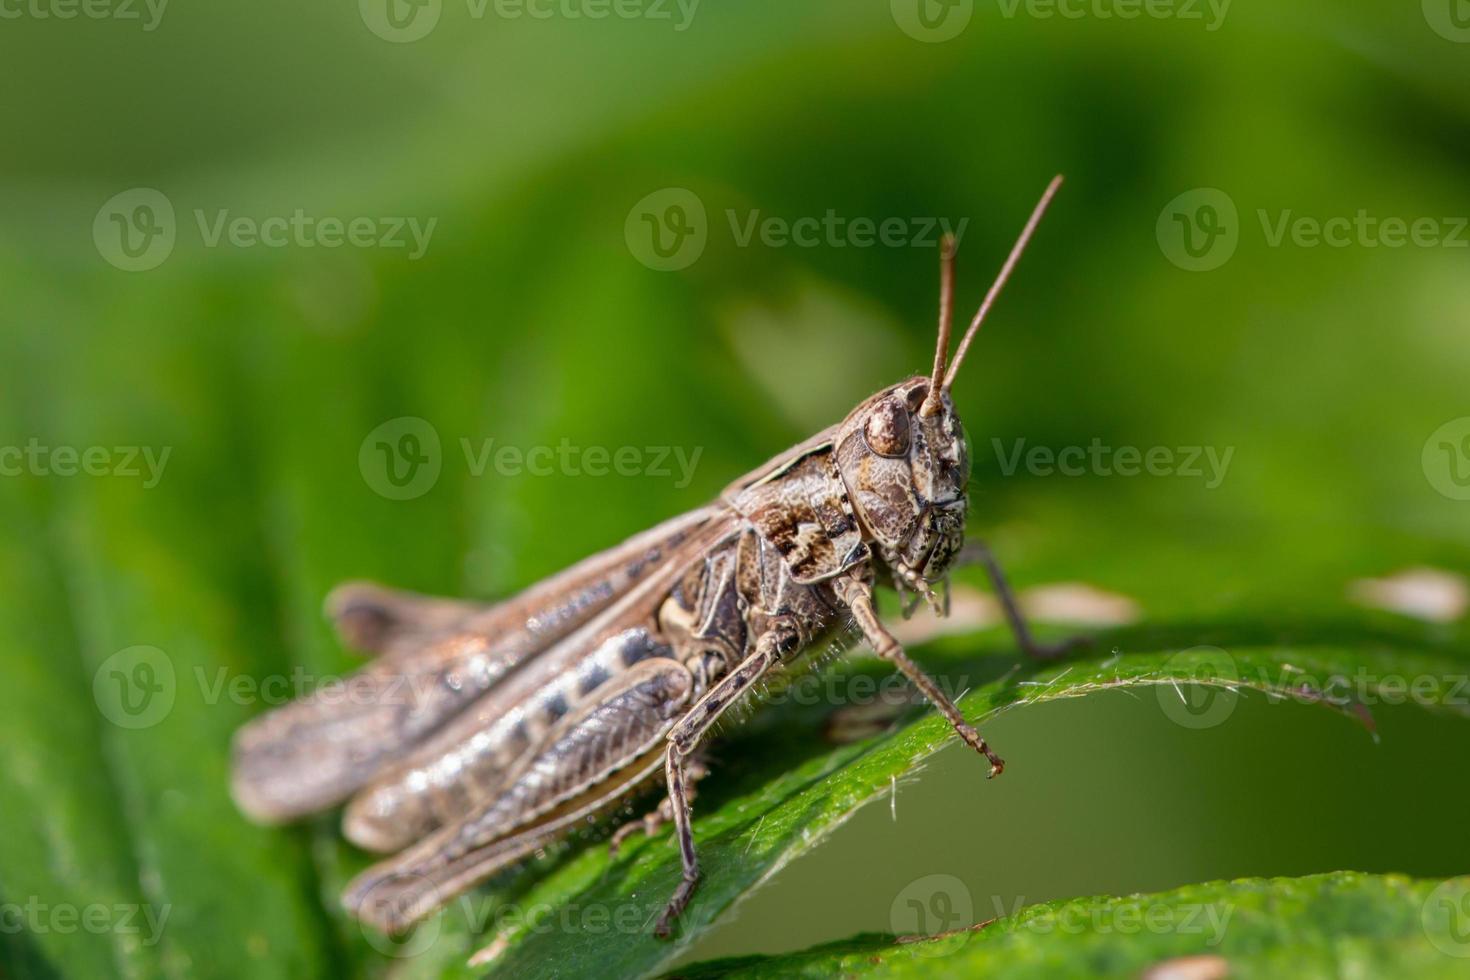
231 176 1076 943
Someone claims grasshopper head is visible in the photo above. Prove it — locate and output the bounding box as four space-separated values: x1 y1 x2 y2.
836 176 1063 605
834 377 970 599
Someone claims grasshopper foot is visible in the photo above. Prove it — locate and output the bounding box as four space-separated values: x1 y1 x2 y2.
654 871 700 939
955 721 1005 777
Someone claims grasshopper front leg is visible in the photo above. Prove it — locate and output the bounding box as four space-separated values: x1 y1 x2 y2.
833 571 1005 778
654 620 802 938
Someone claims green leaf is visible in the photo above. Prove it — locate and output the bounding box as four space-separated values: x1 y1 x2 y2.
670 872 1470 979
370 615 1470 979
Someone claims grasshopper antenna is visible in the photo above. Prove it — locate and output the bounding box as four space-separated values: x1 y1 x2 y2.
919 233 959 417
940 174 1064 395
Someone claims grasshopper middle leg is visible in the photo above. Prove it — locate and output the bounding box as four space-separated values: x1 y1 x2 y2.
961 540 1090 661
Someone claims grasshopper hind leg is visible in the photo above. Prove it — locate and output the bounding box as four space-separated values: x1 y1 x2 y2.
653 620 802 938
343 658 695 935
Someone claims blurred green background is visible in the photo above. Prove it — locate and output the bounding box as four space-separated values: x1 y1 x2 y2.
2 1 1469 977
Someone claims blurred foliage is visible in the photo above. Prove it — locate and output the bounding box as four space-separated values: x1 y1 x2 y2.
1 1 1468 978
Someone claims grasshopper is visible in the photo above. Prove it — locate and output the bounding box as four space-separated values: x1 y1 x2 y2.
231 176 1076 943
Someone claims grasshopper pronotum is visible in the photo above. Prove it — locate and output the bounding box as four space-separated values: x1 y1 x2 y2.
231 176 1076 943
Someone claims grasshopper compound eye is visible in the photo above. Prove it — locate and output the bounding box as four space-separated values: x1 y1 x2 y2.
864 399 911 458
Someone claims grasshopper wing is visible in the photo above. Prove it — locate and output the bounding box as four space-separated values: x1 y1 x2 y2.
231 506 720 823
337 513 740 853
